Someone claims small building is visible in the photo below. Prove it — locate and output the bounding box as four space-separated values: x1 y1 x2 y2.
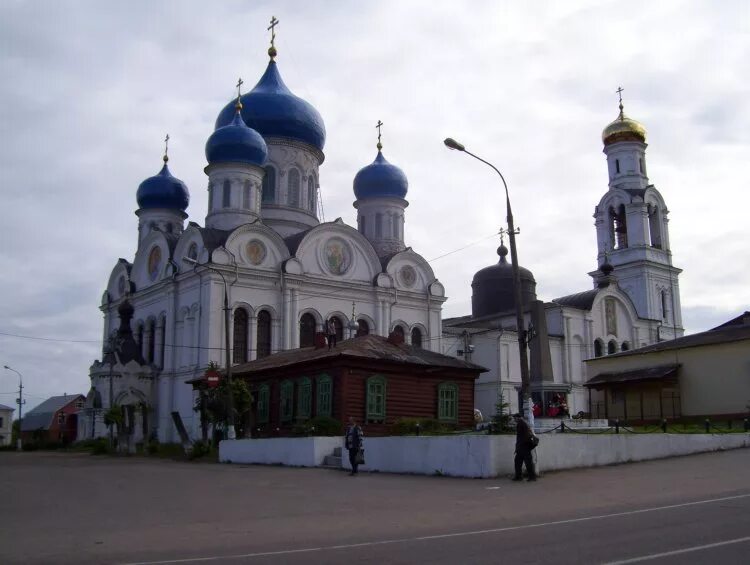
0 404 15 447
20 394 85 445
584 312 750 421
229 334 486 436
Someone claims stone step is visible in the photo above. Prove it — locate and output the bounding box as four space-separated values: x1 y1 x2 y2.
323 455 342 467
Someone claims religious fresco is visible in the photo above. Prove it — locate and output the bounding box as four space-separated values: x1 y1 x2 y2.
605 297 617 336
148 246 162 281
118 275 126 296
246 240 267 266
187 242 198 261
399 265 417 288
324 238 351 275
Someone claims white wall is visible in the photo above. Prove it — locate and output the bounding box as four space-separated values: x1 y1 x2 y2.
220 434 750 478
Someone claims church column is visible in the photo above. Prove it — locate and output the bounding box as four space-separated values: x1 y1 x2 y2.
290 289 299 349
563 315 572 383
375 298 383 336
272 318 282 354
625 202 649 247
281 287 291 350
248 313 257 361
154 318 165 368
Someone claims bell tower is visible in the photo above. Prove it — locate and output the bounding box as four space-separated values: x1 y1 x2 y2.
591 89 683 340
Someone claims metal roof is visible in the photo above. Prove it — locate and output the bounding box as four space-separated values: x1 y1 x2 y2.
585 364 679 388
551 289 599 310
0 404 14 411
20 394 84 431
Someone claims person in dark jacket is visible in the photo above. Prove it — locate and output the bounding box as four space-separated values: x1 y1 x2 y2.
345 417 363 475
512 413 537 481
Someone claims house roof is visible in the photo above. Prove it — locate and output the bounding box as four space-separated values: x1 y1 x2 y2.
0 404 14 411
585 364 679 387
592 314 750 360
551 289 599 310
230 334 488 377
20 394 84 432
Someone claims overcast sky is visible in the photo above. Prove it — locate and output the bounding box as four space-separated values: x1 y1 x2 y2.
1 0 748 413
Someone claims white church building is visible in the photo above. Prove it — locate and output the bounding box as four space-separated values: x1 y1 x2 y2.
443 95 684 420
81 35 445 444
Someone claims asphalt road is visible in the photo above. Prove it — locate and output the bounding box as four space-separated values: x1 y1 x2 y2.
1 448 749 564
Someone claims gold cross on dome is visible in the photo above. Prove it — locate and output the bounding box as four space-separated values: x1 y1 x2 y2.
376 120 384 150
163 134 170 162
616 86 624 104
268 16 279 48
236 77 244 98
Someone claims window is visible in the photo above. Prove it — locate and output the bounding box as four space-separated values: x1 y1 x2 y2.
308 176 316 211
359 215 366 235
366 375 386 422
243 180 251 209
375 213 383 238
297 377 312 420
57 412 65 425
608 340 617 355
393 325 405 339
299 313 316 348
331 317 344 341
610 204 628 249
280 380 294 422
187 243 198 261
648 204 662 249
317 375 332 417
257 310 272 359
222 179 231 208
661 290 669 320
256 384 270 424
356 319 369 337
594 339 603 358
233 308 248 364
438 382 458 422
147 319 156 364
621 341 630 352
288 168 300 207
262 166 276 203
76 399 84 410
411 327 423 348
615 159 620 174
166 223 173 234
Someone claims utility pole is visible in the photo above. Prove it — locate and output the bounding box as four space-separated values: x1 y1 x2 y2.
4 365 24 450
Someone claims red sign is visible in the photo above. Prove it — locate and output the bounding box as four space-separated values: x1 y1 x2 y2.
205 370 221 388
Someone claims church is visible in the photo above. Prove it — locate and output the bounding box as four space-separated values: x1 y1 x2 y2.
443 92 684 420
81 26 445 445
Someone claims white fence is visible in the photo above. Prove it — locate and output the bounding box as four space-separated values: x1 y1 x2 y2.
219 433 750 478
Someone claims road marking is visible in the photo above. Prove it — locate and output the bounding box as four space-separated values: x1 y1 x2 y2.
601 535 750 564
485 486 501 490
121 492 750 565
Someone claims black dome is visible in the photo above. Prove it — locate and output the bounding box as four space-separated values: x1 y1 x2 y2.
471 249 537 317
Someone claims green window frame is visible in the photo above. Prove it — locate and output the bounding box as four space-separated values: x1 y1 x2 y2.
256 384 270 424
366 375 387 422
297 377 312 420
438 382 458 422
316 374 333 417
280 380 294 422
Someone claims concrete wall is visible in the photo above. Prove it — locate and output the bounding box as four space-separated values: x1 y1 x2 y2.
221 433 750 478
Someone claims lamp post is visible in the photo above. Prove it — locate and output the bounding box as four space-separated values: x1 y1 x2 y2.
444 138 532 423
184 257 236 440
4 365 24 450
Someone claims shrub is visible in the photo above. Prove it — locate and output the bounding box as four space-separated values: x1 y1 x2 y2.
91 439 109 455
291 416 343 436
147 439 160 455
21 442 39 451
189 440 212 460
389 417 454 436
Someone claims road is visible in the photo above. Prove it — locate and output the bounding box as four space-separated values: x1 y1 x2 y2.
1 448 748 564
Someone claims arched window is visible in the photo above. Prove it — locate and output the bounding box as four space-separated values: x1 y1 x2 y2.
610 204 628 249
411 327 423 348
137 324 144 355
366 375 386 422
299 313 316 348
243 180 251 209
262 166 276 203
307 175 316 211
147 319 156 364
257 310 272 359
621 341 630 352
359 215 366 235
222 179 231 208
316 375 333 417
159 321 166 369
648 204 662 249
288 168 300 207
661 290 669 320
187 243 198 261
356 319 370 337
331 317 344 342
392 215 399 239
594 339 603 358
233 308 248 364
437 382 458 422
393 325 405 339
256 384 270 424
375 213 383 238
608 340 617 355
615 159 620 174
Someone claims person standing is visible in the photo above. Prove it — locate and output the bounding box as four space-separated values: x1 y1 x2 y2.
327 318 337 350
345 417 363 475
512 413 538 481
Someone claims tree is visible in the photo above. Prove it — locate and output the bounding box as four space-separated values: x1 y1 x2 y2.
492 389 513 433
194 373 252 440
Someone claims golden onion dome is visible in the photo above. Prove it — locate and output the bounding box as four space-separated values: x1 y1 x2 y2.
602 102 647 146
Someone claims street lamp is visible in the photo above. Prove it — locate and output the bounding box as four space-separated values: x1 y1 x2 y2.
4 365 24 450
444 138 532 423
183 256 236 440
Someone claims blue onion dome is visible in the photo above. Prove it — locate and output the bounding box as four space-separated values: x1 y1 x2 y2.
353 151 409 200
214 60 326 151
136 156 190 211
206 103 268 166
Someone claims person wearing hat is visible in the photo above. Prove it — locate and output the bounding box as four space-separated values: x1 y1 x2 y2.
512 412 538 481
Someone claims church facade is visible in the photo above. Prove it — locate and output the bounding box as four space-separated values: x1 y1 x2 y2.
81 37 445 445
443 96 684 420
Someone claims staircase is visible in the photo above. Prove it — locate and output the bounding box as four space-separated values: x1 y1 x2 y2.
322 446 342 468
